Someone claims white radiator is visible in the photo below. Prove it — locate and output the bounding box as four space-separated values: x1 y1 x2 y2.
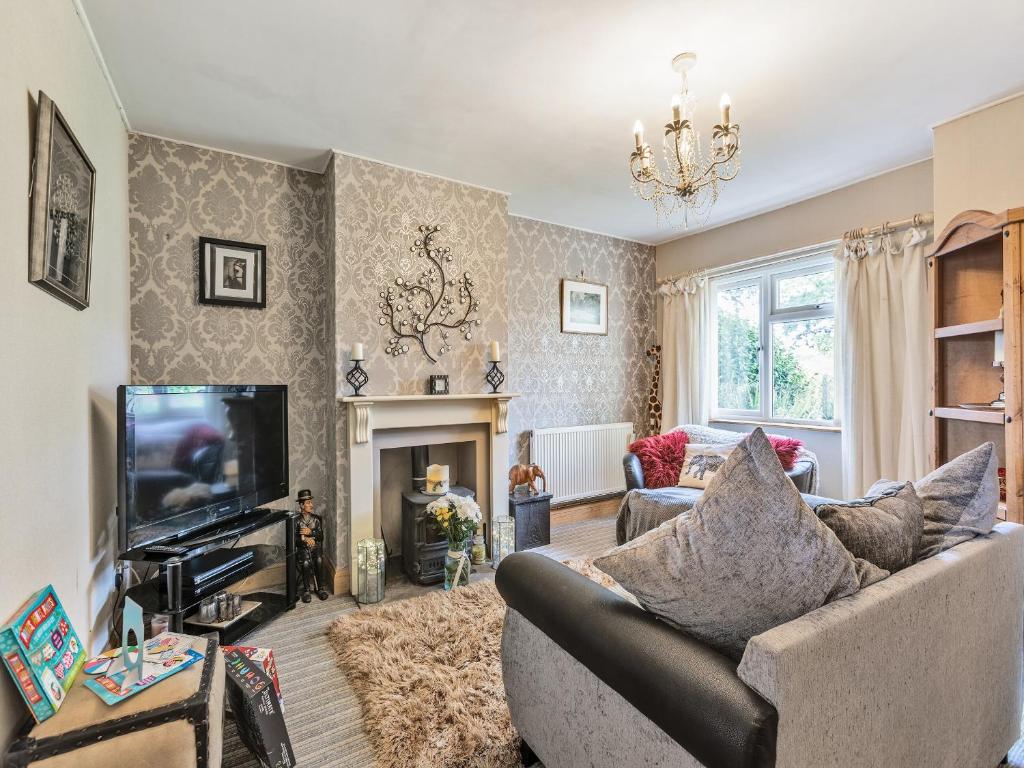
529 422 635 505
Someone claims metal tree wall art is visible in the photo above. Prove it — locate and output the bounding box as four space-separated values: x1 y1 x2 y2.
378 225 481 363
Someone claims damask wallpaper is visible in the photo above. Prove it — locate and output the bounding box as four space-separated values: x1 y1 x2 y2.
507 217 656 463
329 152 510 568
128 134 331 517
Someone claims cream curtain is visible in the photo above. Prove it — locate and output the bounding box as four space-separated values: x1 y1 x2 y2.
660 275 709 431
836 226 932 497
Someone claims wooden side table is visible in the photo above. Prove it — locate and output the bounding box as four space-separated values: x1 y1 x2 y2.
508 492 553 550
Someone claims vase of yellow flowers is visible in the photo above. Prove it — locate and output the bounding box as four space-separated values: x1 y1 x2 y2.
426 492 482 590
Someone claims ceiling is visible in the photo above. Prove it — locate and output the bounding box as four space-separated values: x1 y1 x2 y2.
80 0 1024 245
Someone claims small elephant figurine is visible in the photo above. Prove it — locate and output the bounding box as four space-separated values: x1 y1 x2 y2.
508 463 546 495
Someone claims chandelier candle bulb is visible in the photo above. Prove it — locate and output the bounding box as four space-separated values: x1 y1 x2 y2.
671 94 682 122
350 342 365 361
720 92 731 125
633 120 644 150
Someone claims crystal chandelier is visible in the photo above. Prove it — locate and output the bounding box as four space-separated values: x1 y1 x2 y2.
629 52 741 228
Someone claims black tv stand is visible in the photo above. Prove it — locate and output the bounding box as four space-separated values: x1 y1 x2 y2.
122 508 297 644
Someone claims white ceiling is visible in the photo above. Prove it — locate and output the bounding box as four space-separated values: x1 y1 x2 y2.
80 0 1024 245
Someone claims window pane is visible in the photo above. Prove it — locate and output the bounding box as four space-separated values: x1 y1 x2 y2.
771 317 835 421
776 268 834 309
716 283 760 411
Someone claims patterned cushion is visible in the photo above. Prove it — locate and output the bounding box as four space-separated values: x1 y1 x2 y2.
677 443 734 489
914 442 999 561
815 481 923 573
626 431 689 489
596 428 880 659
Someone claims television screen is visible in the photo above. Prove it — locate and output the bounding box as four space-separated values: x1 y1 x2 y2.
118 385 288 555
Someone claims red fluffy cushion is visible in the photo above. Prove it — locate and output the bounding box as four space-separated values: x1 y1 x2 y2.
628 431 689 488
767 435 803 470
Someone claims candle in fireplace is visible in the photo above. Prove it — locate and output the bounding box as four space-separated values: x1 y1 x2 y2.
426 464 450 495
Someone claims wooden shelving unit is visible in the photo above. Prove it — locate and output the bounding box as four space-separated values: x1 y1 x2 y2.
929 208 1024 523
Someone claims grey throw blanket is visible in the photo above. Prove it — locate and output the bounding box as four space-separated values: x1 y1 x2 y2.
616 486 838 545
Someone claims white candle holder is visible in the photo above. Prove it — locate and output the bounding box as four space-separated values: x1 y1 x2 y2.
356 537 386 605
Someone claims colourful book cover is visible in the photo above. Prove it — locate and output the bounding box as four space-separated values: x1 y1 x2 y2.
0 585 86 724
83 632 204 705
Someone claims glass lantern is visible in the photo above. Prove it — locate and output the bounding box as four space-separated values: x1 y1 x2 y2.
492 517 515 568
356 537 386 605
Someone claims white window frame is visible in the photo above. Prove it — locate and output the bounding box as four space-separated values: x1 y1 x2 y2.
709 246 838 427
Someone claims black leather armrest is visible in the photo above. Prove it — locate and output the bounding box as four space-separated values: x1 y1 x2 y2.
623 451 645 490
496 552 777 768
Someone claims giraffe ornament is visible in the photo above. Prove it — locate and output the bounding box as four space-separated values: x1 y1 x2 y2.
646 345 663 436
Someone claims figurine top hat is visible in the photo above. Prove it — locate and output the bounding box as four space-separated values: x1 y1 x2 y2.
296 489 314 503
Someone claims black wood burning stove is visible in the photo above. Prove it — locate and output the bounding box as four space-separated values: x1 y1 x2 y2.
401 486 476 585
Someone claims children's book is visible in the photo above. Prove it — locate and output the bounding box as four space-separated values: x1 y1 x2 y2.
83 632 204 705
0 585 86 723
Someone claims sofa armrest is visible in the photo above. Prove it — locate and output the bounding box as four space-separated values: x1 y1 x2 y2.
784 459 813 493
496 552 777 768
623 451 645 490
737 522 1024 767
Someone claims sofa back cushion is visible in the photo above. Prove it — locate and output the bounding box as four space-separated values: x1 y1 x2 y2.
596 428 882 659
914 442 999 560
815 481 923 573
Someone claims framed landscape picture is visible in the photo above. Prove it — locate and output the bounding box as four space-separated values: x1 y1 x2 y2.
28 92 96 311
199 237 267 308
560 278 608 335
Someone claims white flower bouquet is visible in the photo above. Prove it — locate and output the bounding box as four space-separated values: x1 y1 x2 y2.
426 493 482 589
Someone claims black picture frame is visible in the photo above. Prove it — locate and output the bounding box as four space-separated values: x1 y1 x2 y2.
28 92 96 311
429 374 450 395
199 237 267 308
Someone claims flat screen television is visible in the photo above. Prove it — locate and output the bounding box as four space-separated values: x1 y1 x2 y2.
117 385 289 556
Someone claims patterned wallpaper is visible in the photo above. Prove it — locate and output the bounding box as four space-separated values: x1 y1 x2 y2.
329 152 509 567
507 217 656 463
128 134 331 514
127 137 654 575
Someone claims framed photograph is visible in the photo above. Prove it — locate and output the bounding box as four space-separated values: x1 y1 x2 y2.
199 237 267 308
429 374 450 395
28 92 96 311
560 278 608 335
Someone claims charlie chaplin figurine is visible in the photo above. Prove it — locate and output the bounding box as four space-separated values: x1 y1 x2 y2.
294 489 329 602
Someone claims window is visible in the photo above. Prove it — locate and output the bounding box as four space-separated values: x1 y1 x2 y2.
710 250 837 426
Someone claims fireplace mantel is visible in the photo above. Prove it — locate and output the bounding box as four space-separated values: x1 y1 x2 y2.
338 392 518 594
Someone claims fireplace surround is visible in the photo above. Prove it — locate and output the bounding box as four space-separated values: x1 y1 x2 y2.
339 393 517 594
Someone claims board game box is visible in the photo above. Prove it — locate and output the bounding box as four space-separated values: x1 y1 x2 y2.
0 585 86 723
223 645 283 709
224 647 294 768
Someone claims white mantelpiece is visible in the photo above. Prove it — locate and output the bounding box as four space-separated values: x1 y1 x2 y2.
339 392 518 594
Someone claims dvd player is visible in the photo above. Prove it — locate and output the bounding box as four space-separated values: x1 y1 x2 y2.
179 549 257 602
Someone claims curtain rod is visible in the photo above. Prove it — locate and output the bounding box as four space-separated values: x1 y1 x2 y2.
656 211 935 287
842 212 933 241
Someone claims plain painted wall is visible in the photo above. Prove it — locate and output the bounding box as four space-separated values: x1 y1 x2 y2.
933 93 1024 230
1 0 129 743
656 160 934 279
655 161 935 498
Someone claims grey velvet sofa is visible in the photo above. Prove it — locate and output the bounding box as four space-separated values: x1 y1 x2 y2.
497 522 1024 768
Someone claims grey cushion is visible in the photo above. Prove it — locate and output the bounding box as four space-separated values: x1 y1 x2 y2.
913 442 999 561
595 428 880 659
814 481 924 573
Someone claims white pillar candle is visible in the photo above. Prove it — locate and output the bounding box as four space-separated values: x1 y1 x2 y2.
351 342 364 361
426 464 450 494
488 340 501 362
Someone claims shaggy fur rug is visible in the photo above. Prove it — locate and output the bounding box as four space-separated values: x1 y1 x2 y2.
327 558 632 768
